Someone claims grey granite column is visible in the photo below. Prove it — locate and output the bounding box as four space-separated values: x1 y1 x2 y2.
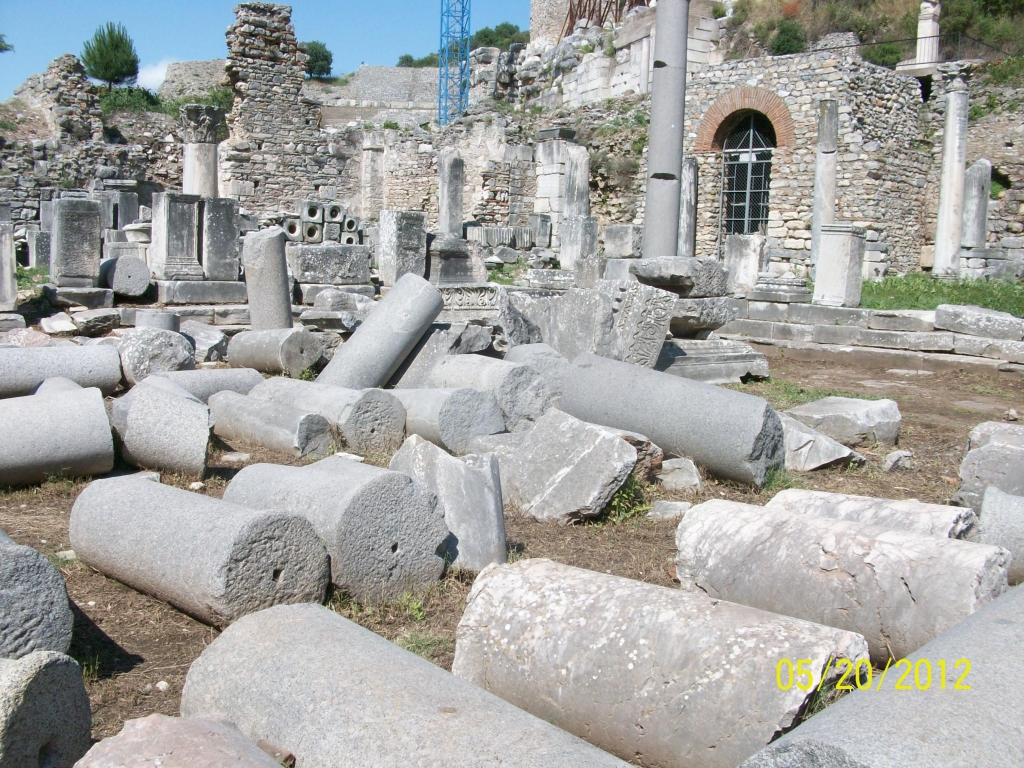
810 99 839 266
642 0 690 259
180 105 224 199
933 66 971 278
564 145 591 219
677 157 698 258
439 148 464 236
961 158 992 250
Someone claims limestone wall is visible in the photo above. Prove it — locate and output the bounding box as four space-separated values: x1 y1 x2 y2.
530 0 570 50
158 60 228 102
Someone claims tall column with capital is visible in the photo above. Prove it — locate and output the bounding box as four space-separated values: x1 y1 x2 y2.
180 104 224 199
933 65 970 279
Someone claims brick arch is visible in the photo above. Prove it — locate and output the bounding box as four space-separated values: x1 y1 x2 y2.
694 87 796 152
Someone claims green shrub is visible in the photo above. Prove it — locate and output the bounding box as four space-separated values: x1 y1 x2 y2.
729 0 751 28
712 2 728 20
99 86 159 116
304 41 333 78
397 52 439 68
471 22 529 50
861 42 906 69
81 23 139 90
771 19 807 55
0 33 12 53
382 120 400 130
753 20 777 47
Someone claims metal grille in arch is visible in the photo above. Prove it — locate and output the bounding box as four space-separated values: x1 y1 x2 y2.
721 112 776 239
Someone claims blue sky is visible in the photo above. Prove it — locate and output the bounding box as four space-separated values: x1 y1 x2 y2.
0 1 530 99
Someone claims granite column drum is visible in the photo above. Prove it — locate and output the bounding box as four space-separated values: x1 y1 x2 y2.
642 0 690 259
0 346 123 397
0 388 115 487
70 478 330 627
241 228 293 330
453 560 870 768
208 391 333 459
223 457 449 603
227 329 324 378
933 66 971 278
961 158 993 250
180 104 224 199
390 388 506 454
810 99 839 266
675 500 1010 663
677 157 698 259
557 354 784 486
439 148 465 236
0 529 73 659
51 198 103 287
179 604 630 767
317 274 443 389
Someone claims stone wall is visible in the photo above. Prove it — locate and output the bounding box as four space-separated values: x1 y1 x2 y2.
530 0 570 51
158 60 228 101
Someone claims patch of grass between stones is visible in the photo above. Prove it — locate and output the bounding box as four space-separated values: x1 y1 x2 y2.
860 273 1024 316
729 379 880 412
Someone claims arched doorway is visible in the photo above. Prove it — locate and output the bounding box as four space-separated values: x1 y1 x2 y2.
721 111 777 237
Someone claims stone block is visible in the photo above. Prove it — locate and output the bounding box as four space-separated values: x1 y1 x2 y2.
453 560 869 768
646 500 692 521
378 211 427 287
390 435 506 571
867 310 936 332
227 328 324 378
559 216 598 271
0 651 91 767
0 314 25 332
118 327 196 386
746 301 789 323
42 285 113 310
135 309 180 332
787 396 901 447
224 457 448 602
0 345 122 397
0 224 14 313
669 296 739 336
209 391 333 459
655 339 771 385
658 457 703 493
779 414 864 472
787 303 870 327
676 500 1010 663
286 243 371 285
180 321 228 362
528 213 552 249
724 235 768 295
439 149 465 236
955 427 1024 511
630 257 728 298
155 280 248 306
0 528 73 659
390 388 505 454
976 488 1024 584
935 304 1024 340
150 192 203 281
51 198 103 287
70 308 120 337
26 230 50 271
70 478 330 626
428 235 482 286
39 312 76 335
202 198 241 281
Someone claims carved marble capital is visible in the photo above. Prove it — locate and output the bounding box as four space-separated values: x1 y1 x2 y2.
179 104 225 144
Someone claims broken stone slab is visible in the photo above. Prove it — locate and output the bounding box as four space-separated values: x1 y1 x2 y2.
31 377 83 396
300 283 375 306
242 228 293 331
181 321 229 363
0 345 123 397
974 487 1024 584
503 342 571 395
390 388 505 454
646 500 692 521
313 288 375 312
935 303 1024 341
0 314 25 332
0 387 115 486
656 338 771 385
779 412 866 472
286 243 371 285
428 355 556 432
453 559 870 768
134 309 181 332
558 354 784 487
42 285 114 310
247 378 406 456
675 500 1010 663
76 714 283 768
71 308 120 337
884 449 914 471
786 396 902 447
227 328 324 378
591 425 665 481
70 477 330 627
378 211 428 287
39 312 77 335
603 224 643 259
657 457 703 493
525 268 574 290
118 327 196 386
99 254 151 297
318 274 443 389
224 457 448 603
389 322 495 389
724 234 768 295
629 257 729 298
669 296 739 336
496 409 635 524
0 528 73 659
209 391 333 460
151 368 265 403
297 309 365 332
0 651 91 767
390 435 506 571
51 198 103 287
766 489 977 539
739 584 1024 768
157 280 249 305
181 604 627 767
124 384 212 477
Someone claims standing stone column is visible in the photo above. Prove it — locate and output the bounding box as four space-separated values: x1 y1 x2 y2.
564 145 590 219
677 157 698 258
241 228 293 330
810 99 839 267
0 223 15 312
961 158 992 250
180 104 224 199
933 65 971 278
642 0 690 259
439 149 465 236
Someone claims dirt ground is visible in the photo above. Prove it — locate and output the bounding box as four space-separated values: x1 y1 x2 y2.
2 357 1022 742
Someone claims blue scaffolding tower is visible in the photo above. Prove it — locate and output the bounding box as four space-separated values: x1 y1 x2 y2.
438 0 471 126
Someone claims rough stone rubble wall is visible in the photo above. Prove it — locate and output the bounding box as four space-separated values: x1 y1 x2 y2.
530 0 571 50
157 60 228 102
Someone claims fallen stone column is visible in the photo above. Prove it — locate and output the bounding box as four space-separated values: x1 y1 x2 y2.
975 487 1024 584
209 391 333 459
739 584 1024 768
766 488 976 539
241 228 293 331
0 387 114 486
317 273 443 389
118 327 196 386
391 435 506 571
151 368 267 403
0 651 91 767
76 714 283 768
428 355 555 432
69 477 330 627
675 500 1010 663
227 328 325 378
247 378 406 455
180 603 629 767
123 383 212 477
223 457 448 603
557 354 783 486
98 253 151 297
452 559 869 768
390 388 506 454
32 377 83 396
0 529 73 659
0 346 122 397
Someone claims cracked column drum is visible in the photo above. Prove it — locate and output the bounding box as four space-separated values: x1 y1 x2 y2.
427 356 554 432
452 559 869 768
390 388 506 454
675 500 1010 663
0 529 73 659
223 457 449 604
69 478 330 627
180 603 629 767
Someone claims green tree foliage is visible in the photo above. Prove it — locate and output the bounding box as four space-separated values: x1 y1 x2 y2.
770 19 807 55
304 40 333 78
397 52 440 68
0 34 13 53
471 22 530 50
81 23 139 90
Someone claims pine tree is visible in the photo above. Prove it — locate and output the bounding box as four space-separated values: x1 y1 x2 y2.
81 23 139 90
304 41 333 78
0 34 12 54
